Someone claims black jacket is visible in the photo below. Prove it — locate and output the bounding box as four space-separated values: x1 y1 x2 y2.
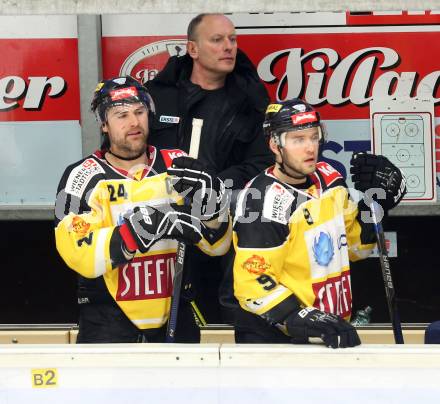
146 49 273 190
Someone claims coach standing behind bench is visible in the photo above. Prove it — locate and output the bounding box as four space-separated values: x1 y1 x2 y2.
147 13 273 339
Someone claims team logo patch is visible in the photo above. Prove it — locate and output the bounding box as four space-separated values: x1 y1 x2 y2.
160 149 187 168
70 216 90 237
159 115 180 124
242 255 270 275
110 86 138 101
65 158 105 198
291 111 318 125
263 182 295 225
312 231 334 266
266 103 283 113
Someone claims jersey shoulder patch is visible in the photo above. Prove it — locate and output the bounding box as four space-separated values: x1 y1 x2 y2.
262 181 295 225
65 157 105 198
160 149 187 169
315 162 343 187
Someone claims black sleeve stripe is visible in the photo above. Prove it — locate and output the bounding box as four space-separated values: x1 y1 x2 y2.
260 295 300 325
357 200 377 245
109 227 127 268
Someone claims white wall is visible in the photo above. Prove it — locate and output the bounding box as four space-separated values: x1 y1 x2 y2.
0 0 438 14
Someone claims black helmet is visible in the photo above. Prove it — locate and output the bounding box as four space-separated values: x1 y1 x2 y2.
91 76 155 123
263 98 327 146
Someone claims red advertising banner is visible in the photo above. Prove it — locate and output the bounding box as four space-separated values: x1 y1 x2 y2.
0 16 82 205
0 39 80 122
102 36 186 85
239 30 440 120
101 14 440 201
102 23 440 121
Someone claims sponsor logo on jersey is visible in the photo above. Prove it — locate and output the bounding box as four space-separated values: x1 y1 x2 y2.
312 231 334 266
315 162 343 186
159 115 180 124
160 149 187 168
265 103 282 113
242 255 270 275
263 182 295 225
116 253 175 301
70 216 90 237
304 215 350 280
110 86 138 101
65 158 105 198
312 270 352 318
291 111 318 125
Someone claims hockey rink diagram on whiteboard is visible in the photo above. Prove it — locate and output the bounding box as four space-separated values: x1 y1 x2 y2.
370 99 436 202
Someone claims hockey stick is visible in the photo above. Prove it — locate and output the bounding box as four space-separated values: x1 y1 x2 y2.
166 118 203 343
369 200 404 344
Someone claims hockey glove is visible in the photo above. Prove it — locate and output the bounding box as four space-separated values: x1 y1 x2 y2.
285 307 361 348
167 156 229 220
350 152 407 211
121 204 203 253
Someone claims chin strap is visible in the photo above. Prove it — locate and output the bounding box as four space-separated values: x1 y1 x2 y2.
108 148 145 161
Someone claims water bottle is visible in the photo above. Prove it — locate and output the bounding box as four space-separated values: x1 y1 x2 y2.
351 306 372 326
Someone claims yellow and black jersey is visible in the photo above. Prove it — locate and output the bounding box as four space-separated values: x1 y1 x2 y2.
233 162 375 322
55 146 231 330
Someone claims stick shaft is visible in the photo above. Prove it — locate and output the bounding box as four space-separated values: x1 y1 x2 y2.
370 201 404 344
166 118 203 343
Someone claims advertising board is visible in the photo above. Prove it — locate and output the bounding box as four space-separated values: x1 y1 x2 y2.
102 12 440 201
0 16 82 206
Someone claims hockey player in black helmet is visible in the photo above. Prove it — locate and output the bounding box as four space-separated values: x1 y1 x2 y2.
91 76 155 157
263 98 327 181
231 98 405 347
54 76 231 343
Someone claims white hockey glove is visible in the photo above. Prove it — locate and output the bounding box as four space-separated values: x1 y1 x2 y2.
167 156 229 221
121 204 203 253
350 152 407 211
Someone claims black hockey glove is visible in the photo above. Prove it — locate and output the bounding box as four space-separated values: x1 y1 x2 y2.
350 152 407 211
122 204 203 253
167 156 229 220
285 307 361 348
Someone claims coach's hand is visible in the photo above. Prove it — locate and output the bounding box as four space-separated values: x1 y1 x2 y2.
285 307 361 348
350 152 406 211
167 156 229 220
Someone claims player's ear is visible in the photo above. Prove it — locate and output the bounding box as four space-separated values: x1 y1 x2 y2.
102 122 108 134
187 40 198 60
268 137 279 154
